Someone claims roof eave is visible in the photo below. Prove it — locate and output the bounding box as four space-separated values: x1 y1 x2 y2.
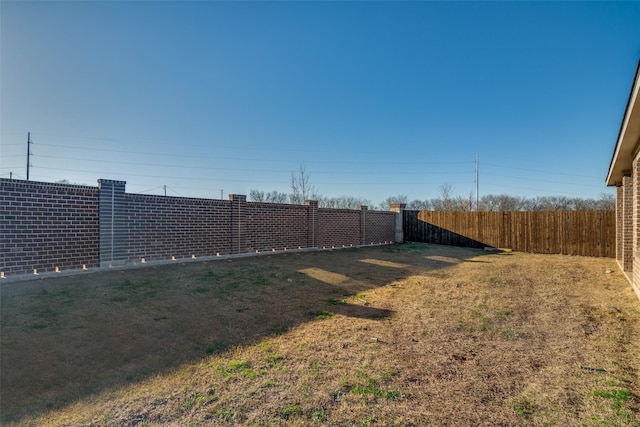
607 58 640 187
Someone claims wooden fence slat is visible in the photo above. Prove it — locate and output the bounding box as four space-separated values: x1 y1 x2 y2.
403 210 615 258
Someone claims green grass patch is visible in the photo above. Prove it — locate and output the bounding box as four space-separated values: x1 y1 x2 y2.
311 310 334 320
280 404 302 419
351 378 401 400
510 399 535 419
220 360 262 380
591 388 633 421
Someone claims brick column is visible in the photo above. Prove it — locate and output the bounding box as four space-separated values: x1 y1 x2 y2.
389 203 406 243
616 185 623 263
98 179 127 267
634 157 640 299
305 200 318 249
230 194 247 254
359 205 368 245
622 174 633 271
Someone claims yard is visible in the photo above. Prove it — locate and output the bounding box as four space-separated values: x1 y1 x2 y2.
1 244 639 426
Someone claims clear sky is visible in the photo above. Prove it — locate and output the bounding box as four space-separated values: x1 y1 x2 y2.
1 1 639 205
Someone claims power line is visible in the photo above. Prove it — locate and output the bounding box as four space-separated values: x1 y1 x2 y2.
31 153 476 176
28 142 475 166
26 132 33 180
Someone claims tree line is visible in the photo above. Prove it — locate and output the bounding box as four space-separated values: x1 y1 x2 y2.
249 167 615 212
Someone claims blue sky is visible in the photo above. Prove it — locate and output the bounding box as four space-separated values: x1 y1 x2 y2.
1 1 639 205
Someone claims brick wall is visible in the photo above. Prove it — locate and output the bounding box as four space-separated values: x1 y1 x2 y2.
0 178 397 279
245 202 309 252
365 210 397 245
318 208 361 247
1 179 99 275
122 193 232 262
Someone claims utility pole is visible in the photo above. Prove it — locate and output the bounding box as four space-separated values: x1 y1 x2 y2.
26 132 33 180
163 185 167 196
475 153 479 211
220 189 223 199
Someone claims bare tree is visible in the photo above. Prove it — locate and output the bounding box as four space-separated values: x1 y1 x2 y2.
249 189 289 203
290 164 320 205
431 183 455 211
454 192 475 211
407 199 432 210
378 195 408 211
597 193 615 210
320 195 372 209
479 194 525 211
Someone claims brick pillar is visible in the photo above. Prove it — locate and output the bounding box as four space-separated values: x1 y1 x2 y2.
616 185 623 263
359 205 368 245
634 157 640 300
389 203 406 243
98 179 127 267
230 194 247 254
622 174 633 271
305 200 318 249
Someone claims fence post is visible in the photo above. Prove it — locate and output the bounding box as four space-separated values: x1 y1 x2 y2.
305 200 318 249
389 203 406 243
359 205 368 245
230 194 247 254
98 179 127 267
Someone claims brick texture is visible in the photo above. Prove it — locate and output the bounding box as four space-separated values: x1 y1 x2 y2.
622 174 634 271
0 178 99 275
318 208 361 247
245 202 308 252
0 178 398 278
122 193 232 262
617 185 623 262
633 156 640 298
366 211 397 244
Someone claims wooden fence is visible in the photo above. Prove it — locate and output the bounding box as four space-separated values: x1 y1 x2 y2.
403 210 615 258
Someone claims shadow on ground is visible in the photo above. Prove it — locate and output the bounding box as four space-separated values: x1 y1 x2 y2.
0 243 486 424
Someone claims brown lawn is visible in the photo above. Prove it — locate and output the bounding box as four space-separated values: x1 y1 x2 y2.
1 244 638 426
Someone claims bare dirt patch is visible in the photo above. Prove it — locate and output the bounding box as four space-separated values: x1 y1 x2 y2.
1 244 638 426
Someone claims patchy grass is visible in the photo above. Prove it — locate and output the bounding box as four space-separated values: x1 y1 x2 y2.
1 243 639 426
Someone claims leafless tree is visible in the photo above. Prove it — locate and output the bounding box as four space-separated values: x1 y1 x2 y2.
249 189 290 203
378 195 409 211
290 164 320 205
431 183 455 211
320 196 372 209
454 193 475 211
407 199 432 210
597 193 615 210
479 194 525 211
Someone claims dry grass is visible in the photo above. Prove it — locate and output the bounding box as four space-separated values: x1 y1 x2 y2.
1 244 639 426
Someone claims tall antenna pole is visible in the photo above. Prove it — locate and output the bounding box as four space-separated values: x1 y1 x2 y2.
475 153 479 211
26 132 32 180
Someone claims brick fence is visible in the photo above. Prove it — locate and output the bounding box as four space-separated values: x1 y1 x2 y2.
0 178 397 279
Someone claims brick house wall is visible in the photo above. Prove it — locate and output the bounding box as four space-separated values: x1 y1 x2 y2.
607 57 640 302
0 178 398 279
616 185 623 263
0 179 99 275
622 174 634 271
633 154 640 298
